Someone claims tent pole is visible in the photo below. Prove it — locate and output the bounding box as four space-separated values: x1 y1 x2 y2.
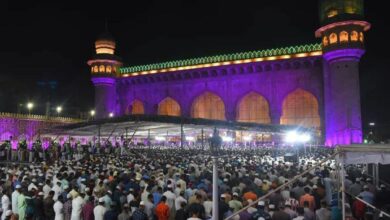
340 155 346 220
180 123 184 149
201 128 204 151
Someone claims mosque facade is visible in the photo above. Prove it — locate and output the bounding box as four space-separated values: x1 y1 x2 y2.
88 0 370 146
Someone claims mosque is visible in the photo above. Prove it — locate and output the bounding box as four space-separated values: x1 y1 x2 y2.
88 0 370 146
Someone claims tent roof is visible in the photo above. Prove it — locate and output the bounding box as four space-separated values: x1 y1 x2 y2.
336 144 390 165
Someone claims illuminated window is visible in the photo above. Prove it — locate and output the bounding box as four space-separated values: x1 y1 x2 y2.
327 9 338 18
359 32 364 42
99 65 105 72
128 100 144 115
93 66 99 73
191 92 225 120
339 31 349 43
236 92 271 124
351 31 359 41
280 89 321 128
106 66 112 73
329 33 338 44
322 36 329 46
158 97 181 116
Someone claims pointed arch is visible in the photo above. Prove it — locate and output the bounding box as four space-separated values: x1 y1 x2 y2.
351 31 359 41
339 31 349 42
191 92 225 120
329 33 338 44
236 92 271 124
127 100 144 115
280 89 321 128
158 97 181 116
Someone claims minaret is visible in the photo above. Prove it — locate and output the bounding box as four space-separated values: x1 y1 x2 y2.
316 0 370 146
88 32 122 119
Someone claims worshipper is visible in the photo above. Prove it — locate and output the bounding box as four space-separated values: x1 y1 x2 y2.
238 200 252 220
292 207 305 220
17 188 27 220
352 195 366 220
53 195 64 220
34 192 45 220
348 178 363 197
228 192 243 213
63 194 72 220
271 203 290 220
175 191 186 212
43 179 52 199
284 201 298 219
103 190 113 211
155 196 170 220
219 194 230 220
187 202 204 220
81 196 94 220
175 202 188 220
250 200 271 220
144 194 155 220
303 201 315 220
299 187 316 211
203 195 213 218
71 192 84 220
93 197 106 220
153 187 163 206
375 184 389 209
11 185 21 216
118 203 131 220
358 185 375 205
269 189 284 209
311 185 322 210
103 202 119 220
132 201 148 220
268 204 275 218
44 191 56 220
1 189 10 220
315 200 331 220
52 181 63 202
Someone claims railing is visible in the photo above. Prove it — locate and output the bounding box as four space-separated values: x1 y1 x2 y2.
0 112 83 123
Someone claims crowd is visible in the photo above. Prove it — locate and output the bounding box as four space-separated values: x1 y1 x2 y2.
0 145 388 220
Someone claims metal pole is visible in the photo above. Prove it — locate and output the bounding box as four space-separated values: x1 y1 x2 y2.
148 129 151 150
98 125 101 147
201 128 204 151
339 155 346 220
212 156 219 220
180 123 184 149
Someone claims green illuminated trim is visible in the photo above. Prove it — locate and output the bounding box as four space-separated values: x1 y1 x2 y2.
120 43 322 74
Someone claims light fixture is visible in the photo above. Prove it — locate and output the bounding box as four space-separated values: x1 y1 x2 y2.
155 136 166 141
90 110 95 116
109 113 114 118
285 131 311 143
222 136 233 142
369 122 375 126
243 136 252 141
56 106 62 113
185 136 195 141
27 102 34 110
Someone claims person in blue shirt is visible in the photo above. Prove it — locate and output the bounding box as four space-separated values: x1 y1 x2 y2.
358 185 375 205
153 186 163 206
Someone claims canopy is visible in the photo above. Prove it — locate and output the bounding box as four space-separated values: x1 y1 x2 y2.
336 144 390 165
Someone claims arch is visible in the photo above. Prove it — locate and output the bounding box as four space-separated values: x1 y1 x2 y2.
127 100 145 115
359 32 364 42
93 66 99 73
339 31 349 42
99 65 105 72
236 92 271 124
280 89 321 128
322 36 329 46
351 31 359 41
329 33 338 44
106 65 112 73
158 97 181 116
191 92 225 120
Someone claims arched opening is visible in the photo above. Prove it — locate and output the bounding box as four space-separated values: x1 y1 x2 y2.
351 31 359 41
236 92 271 124
329 33 338 44
93 66 99 73
99 65 105 72
158 97 181 116
191 92 225 120
280 89 321 128
322 36 329 46
359 32 364 42
339 31 349 42
106 65 112 73
128 100 145 115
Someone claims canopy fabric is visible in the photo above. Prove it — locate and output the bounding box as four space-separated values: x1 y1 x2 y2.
336 144 390 164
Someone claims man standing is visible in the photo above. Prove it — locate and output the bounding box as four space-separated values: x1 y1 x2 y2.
44 191 56 220
53 195 64 220
81 196 94 220
299 187 315 211
315 201 331 220
71 192 84 220
11 185 21 216
155 196 169 220
17 188 27 220
132 201 148 220
117 203 131 220
93 198 106 220
1 189 10 220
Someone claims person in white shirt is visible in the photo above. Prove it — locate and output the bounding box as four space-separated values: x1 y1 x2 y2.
52 181 63 201
43 180 52 199
292 207 305 220
94 198 107 220
175 191 187 211
162 185 176 210
127 189 135 204
11 185 21 215
1 189 11 220
53 195 64 220
144 194 155 220
71 193 85 220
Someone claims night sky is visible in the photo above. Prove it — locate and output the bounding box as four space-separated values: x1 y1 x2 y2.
1 1 389 138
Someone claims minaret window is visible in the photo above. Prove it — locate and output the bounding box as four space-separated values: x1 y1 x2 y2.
329 33 338 44
339 31 349 43
359 32 364 42
99 65 105 72
351 31 359 41
93 66 99 73
322 36 329 46
106 65 112 73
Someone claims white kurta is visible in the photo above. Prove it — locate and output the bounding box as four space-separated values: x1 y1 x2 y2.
1 194 10 220
53 201 64 220
93 205 106 220
71 196 85 220
11 191 19 214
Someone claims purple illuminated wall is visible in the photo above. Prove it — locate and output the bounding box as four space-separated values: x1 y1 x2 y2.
92 77 117 118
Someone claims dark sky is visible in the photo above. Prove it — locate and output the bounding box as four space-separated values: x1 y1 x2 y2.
0 1 388 135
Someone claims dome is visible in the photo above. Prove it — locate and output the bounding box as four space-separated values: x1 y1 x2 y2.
95 32 116 55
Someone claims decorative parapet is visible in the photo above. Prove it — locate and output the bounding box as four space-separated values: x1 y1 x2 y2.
120 43 322 76
0 112 83 123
